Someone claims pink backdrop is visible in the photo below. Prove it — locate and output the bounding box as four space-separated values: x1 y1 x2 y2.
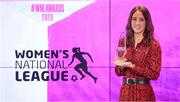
48 0 180 101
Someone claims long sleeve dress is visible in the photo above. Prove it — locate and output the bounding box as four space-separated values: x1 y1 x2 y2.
115 38 162 101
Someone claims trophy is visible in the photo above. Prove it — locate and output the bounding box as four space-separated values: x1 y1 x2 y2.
113 32 127 66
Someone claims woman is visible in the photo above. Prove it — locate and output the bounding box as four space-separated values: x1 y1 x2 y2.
114 6 162 101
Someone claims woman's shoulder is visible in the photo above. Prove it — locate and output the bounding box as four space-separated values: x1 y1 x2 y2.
150 39 161 49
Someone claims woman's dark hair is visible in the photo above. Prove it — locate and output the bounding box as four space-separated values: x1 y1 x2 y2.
126 6 154 47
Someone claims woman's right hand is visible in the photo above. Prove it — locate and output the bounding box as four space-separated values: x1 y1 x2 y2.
121 62 135 69
113 56 127 66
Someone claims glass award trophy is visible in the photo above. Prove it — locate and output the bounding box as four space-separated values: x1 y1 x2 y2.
113 32 127 66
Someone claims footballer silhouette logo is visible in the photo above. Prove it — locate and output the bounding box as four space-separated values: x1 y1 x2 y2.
68 47 97 83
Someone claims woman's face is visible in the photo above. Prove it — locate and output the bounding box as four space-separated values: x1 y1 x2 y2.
131 10 146 34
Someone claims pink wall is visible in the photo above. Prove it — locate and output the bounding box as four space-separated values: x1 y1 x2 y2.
48 0 180 101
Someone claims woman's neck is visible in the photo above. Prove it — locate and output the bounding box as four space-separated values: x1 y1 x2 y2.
134 32 143 39
134 32 144 47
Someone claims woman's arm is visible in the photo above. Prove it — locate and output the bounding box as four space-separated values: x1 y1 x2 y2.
115 66 126 76
131 41 162 80
114 56 128 76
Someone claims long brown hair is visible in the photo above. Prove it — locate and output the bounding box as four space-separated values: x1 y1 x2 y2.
126 6 154 47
